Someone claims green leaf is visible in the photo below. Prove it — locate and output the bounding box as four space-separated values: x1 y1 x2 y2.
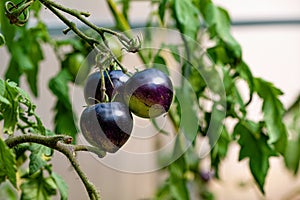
234 121 277 193
175 86 199 143
207 44 231 65
158 0 168 23
29 144 53 175
49 67 77 141
254 78 288 153
210 126 230 178
0 181 18 200
0 79 45 135
30 0 42 17
1 81 20 135
200 2 241 59
0 33 5 46
0 138 17 188
174 0 200 40
284 136 300 174
188 67 206 97
10 43 34 71
4 22 47 96
5 58 22 85
162 44 181 63
153 51 169 75
154 180 173 200
53 101 78 142
0 79 10 105
222 67 246 116
49 69 72 109
21 172 57 200
51 172 68 200
207 104 226 148
169 155 189 200
236 61 254 103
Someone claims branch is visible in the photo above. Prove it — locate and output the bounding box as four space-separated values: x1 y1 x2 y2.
74 145 106 158
39 0 99 46
39 0 134 72
5 134 105 200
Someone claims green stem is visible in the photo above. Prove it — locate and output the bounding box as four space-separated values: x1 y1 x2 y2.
39 0 99 46
74 145 106 158
56 142 101 200
105 0 148 64
39 0 132 71
5 134 72 148
100 67 106 102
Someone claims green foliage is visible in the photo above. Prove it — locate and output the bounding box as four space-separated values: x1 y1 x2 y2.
210 127 230 178
0 181 18 199
284 95 300 174
173 0 200 40
20 171 57 200
254 78 288 153
51 172 69 200
0 0 296 199
0 138 17 188
285 136 300 174
234 121 277 193
0 79 45 135
169 158 189 200
29 143 53 175
48 69 78 141
152 50 169 75
0 78 68 199
0 0 49 96
200 0 241 60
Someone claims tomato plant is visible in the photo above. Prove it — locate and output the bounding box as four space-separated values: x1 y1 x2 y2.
0 0 299 199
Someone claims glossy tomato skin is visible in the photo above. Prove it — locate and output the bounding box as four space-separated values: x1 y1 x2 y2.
84 70 129 105
106 70 130 102
124 68 173 118
84 71 104 105
80 102 133 153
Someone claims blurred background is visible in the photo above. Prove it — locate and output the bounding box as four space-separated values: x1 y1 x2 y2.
1 0 300 199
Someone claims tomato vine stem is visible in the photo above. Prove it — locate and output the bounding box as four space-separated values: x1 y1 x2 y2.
5 134 105 200
38 0 134 71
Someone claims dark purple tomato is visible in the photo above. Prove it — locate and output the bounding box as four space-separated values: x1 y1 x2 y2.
106 70 130 102
80 102 133 153
84 70 129 105
84 71 104 105
123 68 173 118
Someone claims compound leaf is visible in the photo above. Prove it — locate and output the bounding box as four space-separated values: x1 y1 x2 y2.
254 78 288 154
234 121 277 193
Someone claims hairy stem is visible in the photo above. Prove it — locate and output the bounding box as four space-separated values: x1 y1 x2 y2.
39 0 132 70
5 134 104 200
39 0 98 46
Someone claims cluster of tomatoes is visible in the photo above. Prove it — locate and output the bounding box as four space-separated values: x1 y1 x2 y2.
79 68 174 153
